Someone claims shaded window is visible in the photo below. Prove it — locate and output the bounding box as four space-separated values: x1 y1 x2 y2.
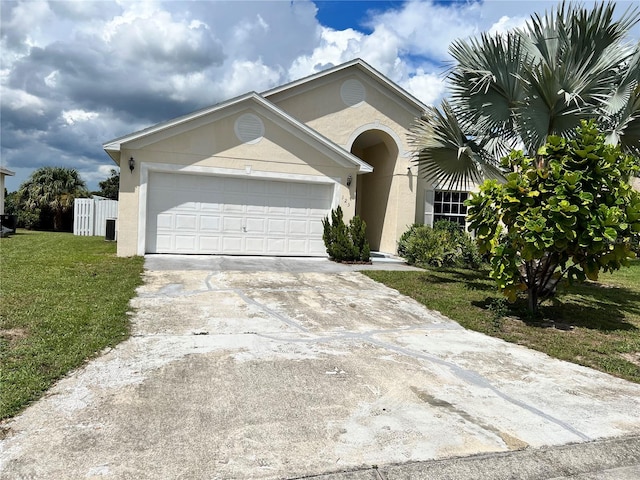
433 190 468 227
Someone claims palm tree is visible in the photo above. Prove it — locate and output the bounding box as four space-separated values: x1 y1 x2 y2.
408 2 640 188
17 167 89 231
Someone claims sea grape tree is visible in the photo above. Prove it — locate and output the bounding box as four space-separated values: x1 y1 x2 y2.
466 121 640 313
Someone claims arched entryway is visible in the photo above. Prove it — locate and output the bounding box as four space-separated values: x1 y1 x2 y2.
350 129 400 252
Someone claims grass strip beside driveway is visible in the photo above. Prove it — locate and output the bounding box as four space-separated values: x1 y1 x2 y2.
365 260 640 384
0 230 144 420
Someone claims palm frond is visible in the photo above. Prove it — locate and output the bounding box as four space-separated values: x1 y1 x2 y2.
407 102 502 189
606 82 640 155
448 31 525 138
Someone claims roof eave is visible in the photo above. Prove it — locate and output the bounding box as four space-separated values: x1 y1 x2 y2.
104 92 372 174
101 92 260 151
263 58 429 113
251 95 373 173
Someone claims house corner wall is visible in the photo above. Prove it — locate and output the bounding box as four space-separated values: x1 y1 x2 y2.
116 151 141 257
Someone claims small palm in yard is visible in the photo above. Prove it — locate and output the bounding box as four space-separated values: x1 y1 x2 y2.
16 166 89 231
0 231 144 419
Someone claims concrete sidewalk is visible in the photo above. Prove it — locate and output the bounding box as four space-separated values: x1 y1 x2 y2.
302 435 640 479
1 257 639 479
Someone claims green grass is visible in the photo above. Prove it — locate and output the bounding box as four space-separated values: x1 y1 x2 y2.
0 230 144 419
364 260 640 383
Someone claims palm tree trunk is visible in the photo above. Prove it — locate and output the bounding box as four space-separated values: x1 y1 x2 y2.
53 210 63 231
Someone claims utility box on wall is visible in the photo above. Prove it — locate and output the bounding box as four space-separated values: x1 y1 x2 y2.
105 218 117 241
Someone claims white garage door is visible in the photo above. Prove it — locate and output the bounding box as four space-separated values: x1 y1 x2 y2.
146 172 333 255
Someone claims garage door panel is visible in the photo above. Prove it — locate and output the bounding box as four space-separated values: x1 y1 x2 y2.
222 216 243 232
223 196 245 208
267 238 286 253
268 218 286 234
289 220 308 234
310 221 324 235
172 174 197 189
175 215 197 230
245 237 266 253
224 178 247 193
200 202 222 212
246 217 266 233
289 183 311 197
288 239 308 254
156 213 173 229
309 207 328 216
155 235 172 251
199 236 220 252
199 216 221 231
175 236 196 251
222 236 243 253
249 180 268 194
309 239 325 253
146 172 333 255
289 206 309 217
175 201 198 211
266 181 288 195
246 204 268 214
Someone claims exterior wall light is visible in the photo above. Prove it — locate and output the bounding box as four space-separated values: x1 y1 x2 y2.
129 157 135 173
346 174 352 187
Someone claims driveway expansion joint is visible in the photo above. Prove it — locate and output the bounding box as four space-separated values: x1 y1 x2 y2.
3 262 639 480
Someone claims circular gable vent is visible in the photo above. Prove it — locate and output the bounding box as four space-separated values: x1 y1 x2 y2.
341 79 366 107
235 113 264 144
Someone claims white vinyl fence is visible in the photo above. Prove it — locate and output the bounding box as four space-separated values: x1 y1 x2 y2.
73 197 118 237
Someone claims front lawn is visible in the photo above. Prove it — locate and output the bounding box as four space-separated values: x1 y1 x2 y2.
0 230 144 420
365 260 640 383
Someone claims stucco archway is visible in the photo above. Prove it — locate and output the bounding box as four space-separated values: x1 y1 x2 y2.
349 129 400 252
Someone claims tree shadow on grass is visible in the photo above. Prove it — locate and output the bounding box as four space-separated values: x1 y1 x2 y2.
414 266 639 332
421 267 496 293
543 281 640 332
473 282 639 332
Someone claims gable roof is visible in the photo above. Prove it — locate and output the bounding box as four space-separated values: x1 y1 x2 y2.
263 58 429 115
103 92 373 173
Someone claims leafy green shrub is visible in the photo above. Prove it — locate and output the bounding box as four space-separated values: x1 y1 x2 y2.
398 221 482 268
17 208 42 230
466 121 640 313
322 206 371 262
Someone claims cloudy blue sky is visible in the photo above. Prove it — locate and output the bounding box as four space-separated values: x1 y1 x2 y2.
2 0 639 191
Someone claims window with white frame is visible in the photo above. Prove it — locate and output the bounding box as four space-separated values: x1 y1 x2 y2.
432 190 469 227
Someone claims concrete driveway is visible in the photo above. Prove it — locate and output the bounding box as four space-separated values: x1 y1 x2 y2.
2 255 640 479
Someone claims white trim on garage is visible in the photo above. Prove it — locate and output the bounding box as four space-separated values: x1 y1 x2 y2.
137 162 340 256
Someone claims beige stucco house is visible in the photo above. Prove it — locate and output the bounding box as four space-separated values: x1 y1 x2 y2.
104 59 467 257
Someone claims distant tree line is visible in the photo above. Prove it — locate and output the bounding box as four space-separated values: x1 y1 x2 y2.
4 167 119 232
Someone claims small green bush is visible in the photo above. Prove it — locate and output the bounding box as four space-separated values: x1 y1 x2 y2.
348 214 371 261
17 209 42 230
398 220 482 268
322 206 371 262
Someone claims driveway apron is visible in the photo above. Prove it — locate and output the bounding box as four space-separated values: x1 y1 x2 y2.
1 255 640 479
